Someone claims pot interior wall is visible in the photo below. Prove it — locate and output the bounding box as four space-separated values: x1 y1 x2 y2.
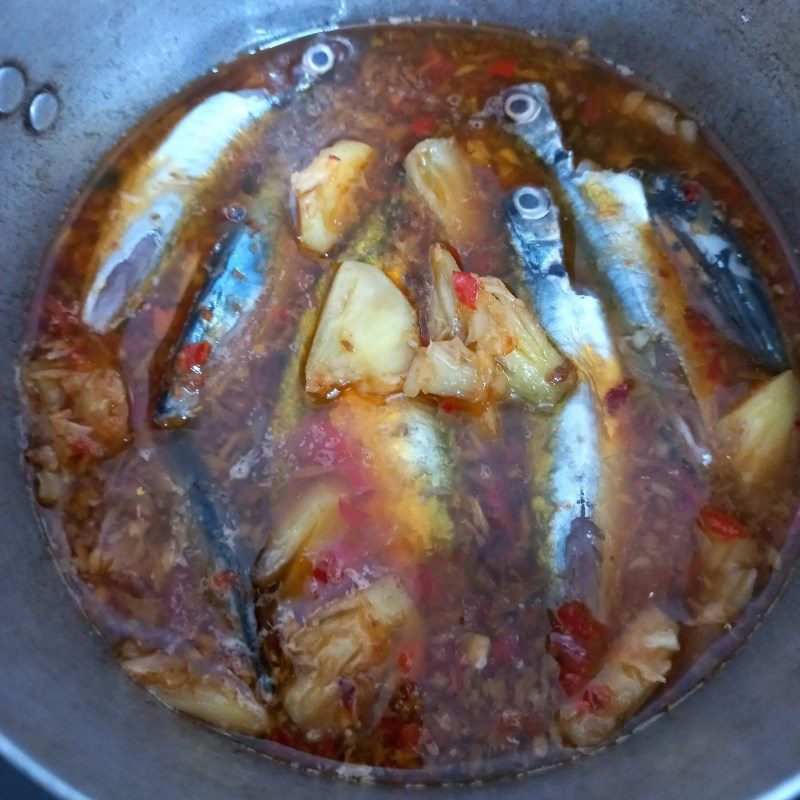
1 2 799 800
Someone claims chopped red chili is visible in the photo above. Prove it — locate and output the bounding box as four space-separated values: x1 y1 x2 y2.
419 46 454 87
410 115 436 137
338 497 370 529
176 340 211 372
579 93 604 125
682 180 703 203
452 271 480 309
487 58 517 79
698 506 749 540
605 379 634 414
210 570 237 592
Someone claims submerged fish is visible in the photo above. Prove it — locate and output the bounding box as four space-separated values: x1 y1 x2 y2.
154 181 284 426
506 185 625 614
164 430 264 679
644 173 788 371
493 83 713 469
82 42 342 334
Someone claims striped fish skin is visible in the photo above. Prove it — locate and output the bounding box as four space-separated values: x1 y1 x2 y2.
645 173 788 372
82 90 278 334
494 83 713 470
83 41 345 335
505 185 622 612
154 182 284 427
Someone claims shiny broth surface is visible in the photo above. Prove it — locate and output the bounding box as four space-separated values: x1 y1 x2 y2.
22 23 800 781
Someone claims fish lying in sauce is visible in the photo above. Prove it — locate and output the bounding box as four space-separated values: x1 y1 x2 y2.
22 24 800 781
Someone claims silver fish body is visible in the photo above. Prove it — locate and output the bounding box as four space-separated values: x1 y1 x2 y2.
154 181 284 426
506 185 620 611
495 83 712 469
165 430 264 677
83 42 343 334
82 90 278 334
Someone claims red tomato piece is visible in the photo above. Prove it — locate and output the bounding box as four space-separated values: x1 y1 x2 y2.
452 271 480 309
698 506 749 540
546 601 611 695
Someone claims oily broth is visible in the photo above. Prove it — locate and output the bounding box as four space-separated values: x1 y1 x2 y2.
22 23 800 780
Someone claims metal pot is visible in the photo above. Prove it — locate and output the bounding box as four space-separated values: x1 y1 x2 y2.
1 2 799 798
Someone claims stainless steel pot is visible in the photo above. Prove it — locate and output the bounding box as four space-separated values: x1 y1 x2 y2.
2 2 799 799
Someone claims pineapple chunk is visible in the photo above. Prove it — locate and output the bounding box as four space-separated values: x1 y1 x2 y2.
279 576 415 733
122 652 268 736
305 260 420 396
718 370 800 489
558 606 679 747
468 277 574 407
151 677 268 736
291 140 377 255
253 481 342 588
404 138 487 247
404 339 488 402
693 531 759 625
427 243 464 341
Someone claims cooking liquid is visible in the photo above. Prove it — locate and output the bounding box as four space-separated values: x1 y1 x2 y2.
21 23 800 782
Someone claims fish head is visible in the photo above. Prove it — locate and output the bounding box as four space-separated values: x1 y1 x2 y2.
505 185 566 278
483 82 571 170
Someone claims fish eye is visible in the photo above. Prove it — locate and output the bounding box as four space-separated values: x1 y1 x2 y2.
513 187 551 219
504 91 540 123
303 43 336 76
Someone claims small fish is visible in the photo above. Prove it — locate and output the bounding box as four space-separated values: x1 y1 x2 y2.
164 430 264 678
493 83 712 469
505 185 625 409
644 174 788 371
154 181 284 426
506 185 624 613
82 42 343 334
506 184 706 623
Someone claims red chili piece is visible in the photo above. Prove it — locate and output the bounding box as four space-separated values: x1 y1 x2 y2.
580 683 612 713
487 58 517 80
419 46 454 88
698 506 749 540
312 553 342 585
682 180 703 203
176 340 211 372
210 570 237 593
338 497 370 529
604 379 634 415
397 650 413 675
452 271 480 309
439 398 457 414
579 93 604 125
546 600 611 695
410 115 436 137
